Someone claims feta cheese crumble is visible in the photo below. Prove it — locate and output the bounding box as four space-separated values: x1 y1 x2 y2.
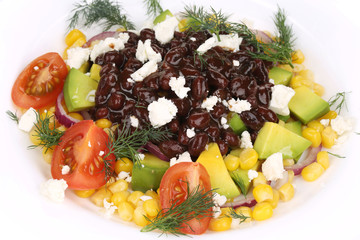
269 85 295 116
240 131 253 149
117 171 132 183
197 33 243 54
148 97 178 128
169 76 190 99
331 116 354 135
40 179 68 203
201 96 219 111
103 199 117 218
248 170 258 182
135 39 162 63
66 47 91 69
220 117 229 129
153 16 179 44
212 192 227 218
18 107 37 132
233 60 240 67
130 115 139 128
90 33 129 61
320 119 330 127
169 151 192 167
140 195 153 202
130 60 158 82
61 165 70 175
186 128 196 138
262 152 284 181
227 98 251 114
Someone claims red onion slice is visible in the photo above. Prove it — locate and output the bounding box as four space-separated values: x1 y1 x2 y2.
284 145 322 175
144 142 170 162
55 92 81 128
82 31 118 48
222 193 256 208
252 29 274 44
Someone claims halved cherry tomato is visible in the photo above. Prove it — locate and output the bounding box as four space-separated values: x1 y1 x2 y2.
11 52 68 109
51 120 115 190
159 162 212 235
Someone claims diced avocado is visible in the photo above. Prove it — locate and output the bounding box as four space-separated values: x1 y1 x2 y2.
228 112 247 135
284 121 302 136
277 114 290 122
197 143 240 199
89 63 101 81
288 86 330 124
254 122 312 159
230 161 260 196
63 68 99 112
131 153 169 192
78 61 90 73
269 67 293 85
153 9 173 25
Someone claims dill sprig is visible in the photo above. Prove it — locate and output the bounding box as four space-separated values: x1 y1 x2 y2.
193 50 207 70
141 182 215 236
327 151 346 159
28 111 64 153
68 0 135 31
226 208 249 224
6 110 19 124
143 0 163 17
328 91 350 114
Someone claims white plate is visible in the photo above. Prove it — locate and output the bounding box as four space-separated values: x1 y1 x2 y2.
1 0 359 239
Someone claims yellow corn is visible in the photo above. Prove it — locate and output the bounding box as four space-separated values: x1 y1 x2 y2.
145 190 160 201
74 189 95 198
117 201 134 221
290 75 314 89
224 154 240 171
253 184 273 203
307 120 324 133
301 162 324 182
143 199 160 217
89 63 102 81
252 172 268 187
298 69 314 81
111 191 130 206
317 151 330 170
239 148 258 170
267 189 280 209
318 110 337 121
252 202 273 221
42 148 53 164
283 158 295 167
90 188 112 207
279 183 295 201
116 27 126 32
321 126 338 149
178 18 188 32
128 191 144 207
234 206 252 222
278 64 293 72
209 210 232 231
95 118 112 129
313 83 325 96
292 63 305 73
292 50 305 64
108 179 128 193
302 127 322 148
115 158 134 175
133 206 149 227
68 112 84 121
65 29 86 47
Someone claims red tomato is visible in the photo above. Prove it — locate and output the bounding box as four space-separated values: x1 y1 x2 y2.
11 52 68 109
51 120 115 190
159 162 212 235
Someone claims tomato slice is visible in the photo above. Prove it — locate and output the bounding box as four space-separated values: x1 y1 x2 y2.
51 120 116 190
11 52 68 109
159 162 212 235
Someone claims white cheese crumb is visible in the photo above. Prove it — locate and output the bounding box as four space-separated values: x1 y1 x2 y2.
240 131 253 149
169 151 192 167
135 39 162 63
40 179 68 203
18 107 37 132
269 79 275 84
186 128 196 138
140 195 153 201
61 165 70 175
320 119 330 127
262 152 284 181
233 60 240 67
222 100 229 108
269 85 295 116
103 199 117 218
117 171 132 182
212 192 227 218
137 153 145 161
197 33 243 54
169 76 190 99
190 37 197 41
227 98 251 114
130 115 139 128
148 97 178 128
86 89 96 103
130 60 158 82
247 170 258 182
153 16 179 44
220 117 229 129
331 116 354 135
66 47 91 69
201 96 219 111
90 33 129 61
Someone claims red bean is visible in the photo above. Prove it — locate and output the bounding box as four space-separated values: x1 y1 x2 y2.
187 109 210 130
188 132 209 157
191 76 208 100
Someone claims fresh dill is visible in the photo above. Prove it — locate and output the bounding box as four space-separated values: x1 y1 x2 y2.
68 0 135 31
328 91 350 114
327 151 346 159
231 174 248 196
193 50 207 70
143 0 163 17
141 182 215 236
28 111 64 153
6 110 19 124
226 208 249 224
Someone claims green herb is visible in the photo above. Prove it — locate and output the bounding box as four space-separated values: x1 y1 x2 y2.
68 0 135 31
6 110 19 124
141 182 215 236
28 111 64 153
328 91 350 114
231 174 248 196
143 0 163 17
226 208 249 224
193 50 207 70
327 151 346 159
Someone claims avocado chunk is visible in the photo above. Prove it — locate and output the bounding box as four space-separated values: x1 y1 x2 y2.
269 67 293 85
277 114 290 122
288 86 330 124
230 161 260 196
131 153 169 192
197 143 240 199
228 112 247 135
63 68 98 112
284 121 302 136
254 122 312 159
153 9 173 25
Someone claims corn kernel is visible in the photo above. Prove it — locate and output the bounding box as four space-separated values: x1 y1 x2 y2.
178 18 188 32
321 126 338 149
292 50 305 64
65 29 86 47
301 162 324 182
111 191 130 206
279 182 295 201
318 110 337 120
143 199 160 217
108 179 128 193
267 189 280 209
302 127 322 148
68 112 84 121
95 118 112 129
29 128 41 146
317 151 330 170
307 120 324 133
117 201 134 221
278 64 293 72
42 148 53 164
252 172 268 187
252 202 273 221
134 206 149 227
313 83 325 96
239 148 258 170
128 191 144 207
74 189 95 198
292 63 305 73
283 158 295 167
253 184 273 203
145 190 160 201
115 158 134 175
224 154 240 171
234 206 252 222
90 188 112 207
209 215 232 231
116 27 126 32
298 69 314 81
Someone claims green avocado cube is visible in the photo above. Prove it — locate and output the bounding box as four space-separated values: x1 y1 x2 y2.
269 67 293 86
228 112 247 135
284 121 302 136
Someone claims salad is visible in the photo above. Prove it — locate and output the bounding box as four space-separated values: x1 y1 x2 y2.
7 0 355 236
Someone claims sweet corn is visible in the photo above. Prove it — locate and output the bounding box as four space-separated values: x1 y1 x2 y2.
267 189 280 209
239 148 258 170
252 202 273 221
298 69 314 81
143 199 160 217
178 18 188 32
117 201 134 221
111 191 130 206
252 172 268 187
74 189 95 198
90 188 112 207
209 215 232 231
65 29 86 47
253 184 273 203
307 120 324 133
95 118 112 129
42 148 53 164
290 75 314 89
313 83 325 96
301 162 324 182
128 191 144 207
292 50 305 64
292 63 305 73
287 170 295 183
224 154 240 171
108 179 128 193
317 151 330 170
321 127 338 149
145 190 160 201
234 206 252 223
115 158 134 174
133 206 149 227
318 110 337 120
29 128 41 146
279 182 295 201
283 158 295 167
278 64 293 72
68 112 84 121
302 127 322 148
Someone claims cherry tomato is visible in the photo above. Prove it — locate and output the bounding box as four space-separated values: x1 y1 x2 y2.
11 52 68 109
159 162 212 235
51 120 115 190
